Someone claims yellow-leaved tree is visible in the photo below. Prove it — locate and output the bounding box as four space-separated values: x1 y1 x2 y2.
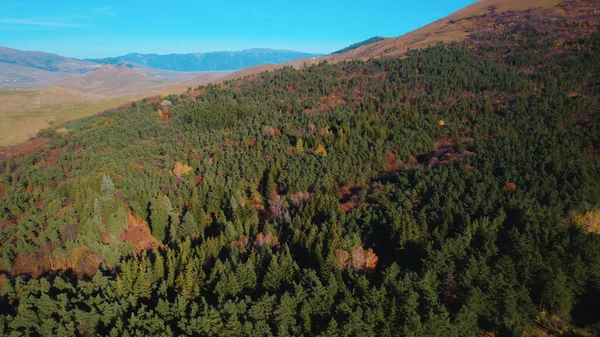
295 138 304 153
172 162 193 179
315 144 327 157
574 209 600 234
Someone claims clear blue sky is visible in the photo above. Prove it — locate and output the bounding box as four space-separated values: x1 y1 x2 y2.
0 0 476 59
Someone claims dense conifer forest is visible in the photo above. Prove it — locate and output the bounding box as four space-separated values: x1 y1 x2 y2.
1 2 600 336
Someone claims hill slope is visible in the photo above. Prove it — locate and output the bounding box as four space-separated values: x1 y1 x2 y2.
182 71 233 87
0 87 113 146
0 1 599 336
203 0 568 85
0 46 99 73
0 47 101 88
0 63 74 89
323 0 563 62
332 36 387 54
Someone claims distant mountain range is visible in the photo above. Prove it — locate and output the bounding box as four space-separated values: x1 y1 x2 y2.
0 47 321 89
88 49 323 72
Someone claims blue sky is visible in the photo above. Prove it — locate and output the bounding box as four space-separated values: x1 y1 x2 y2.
0 0 475 59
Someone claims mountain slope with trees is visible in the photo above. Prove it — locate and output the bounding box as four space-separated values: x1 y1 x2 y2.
332 37 386 54
319 0 565 63
0 0 600 336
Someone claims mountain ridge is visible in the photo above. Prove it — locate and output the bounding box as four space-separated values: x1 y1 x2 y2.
0 46 100 73
0 47 322 89
87 49 323 72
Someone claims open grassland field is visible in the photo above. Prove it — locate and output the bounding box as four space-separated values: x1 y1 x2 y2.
0 89 132 146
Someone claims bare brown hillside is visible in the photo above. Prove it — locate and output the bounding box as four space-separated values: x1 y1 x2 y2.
0 63 74 89
52 65 173 96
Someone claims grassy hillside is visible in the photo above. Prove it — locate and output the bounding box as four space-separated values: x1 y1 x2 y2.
322 0 565 62
0 1 599 336
210 0 573 87
0 63 75 89
0 88 134 146
0 88 139 147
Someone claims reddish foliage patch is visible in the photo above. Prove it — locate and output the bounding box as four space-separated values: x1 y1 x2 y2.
363 248 378 271
423 137 477 167
505 182 517 192
340 201 358 213
428 156 440 167
253 232 280 249
339 186 359 212
334 250 350 270
120 212 161 254
334 247 378 273
0 182 5 199
12 253 49 278
339 186 352 200
0 138 46 162
386 153 402 171
229 236 250 251
252 203 268 218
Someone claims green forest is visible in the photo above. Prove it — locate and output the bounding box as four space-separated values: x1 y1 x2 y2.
1 5 600 337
